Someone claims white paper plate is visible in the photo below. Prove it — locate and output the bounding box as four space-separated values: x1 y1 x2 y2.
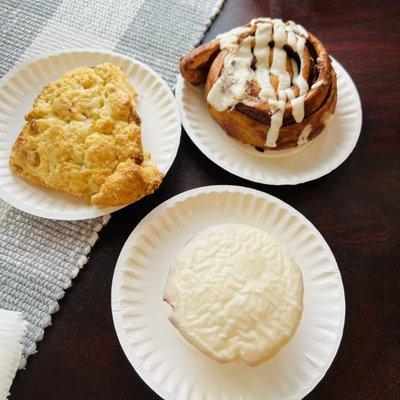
176 58 362 185
0 50 181 220
112 185 345 400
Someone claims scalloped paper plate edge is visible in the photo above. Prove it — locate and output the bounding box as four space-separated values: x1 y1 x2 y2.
176 57 362 185
111 185 346 400
0 49 181 220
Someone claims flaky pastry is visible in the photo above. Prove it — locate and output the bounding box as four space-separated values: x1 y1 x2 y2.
9 63 162 206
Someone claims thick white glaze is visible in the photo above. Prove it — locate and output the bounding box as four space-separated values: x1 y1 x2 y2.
207 35 254 111
291 95 306 123
266 100 286 148
253 22 275 101
164 223 303 366
311 79 325 90
294 37 309 95
207 19 311 148
218 26 253 51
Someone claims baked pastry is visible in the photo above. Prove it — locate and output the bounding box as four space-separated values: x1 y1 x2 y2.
180 18 337 150
9 63 162 206
164 224 303 366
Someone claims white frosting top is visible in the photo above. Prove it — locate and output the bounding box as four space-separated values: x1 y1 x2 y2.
164 223 303 366
207 18 310 148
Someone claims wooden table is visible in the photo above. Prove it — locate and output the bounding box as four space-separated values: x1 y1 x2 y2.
10 0 400 399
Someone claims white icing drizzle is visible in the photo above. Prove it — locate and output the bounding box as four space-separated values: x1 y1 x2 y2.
291 95 306 123
285 88 296 100
253 22 275 101
294 37 309 95
266 100 285 148
273 20 287 47
207 18 310 148
271 47 291 92
287 31 297 50
311 80 325 90
207 35 254 111
217 26 253 50
297 124 312 146
278 90 286 101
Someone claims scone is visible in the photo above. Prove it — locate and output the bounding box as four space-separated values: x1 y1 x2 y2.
164 224 303 366
9 63 163 206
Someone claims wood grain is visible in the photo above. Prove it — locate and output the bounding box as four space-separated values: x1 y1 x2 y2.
10 0 400 399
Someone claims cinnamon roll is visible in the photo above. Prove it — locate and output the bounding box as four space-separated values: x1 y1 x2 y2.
179 18 337 150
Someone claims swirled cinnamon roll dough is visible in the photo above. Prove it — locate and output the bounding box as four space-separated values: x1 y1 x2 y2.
9 63 162 206
164 224 303 366
180 18 337 150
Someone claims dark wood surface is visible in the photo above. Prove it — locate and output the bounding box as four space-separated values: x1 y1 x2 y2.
10 1 400 399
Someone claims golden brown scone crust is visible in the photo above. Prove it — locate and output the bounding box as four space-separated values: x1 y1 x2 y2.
9 63 163 206
91 154 162 206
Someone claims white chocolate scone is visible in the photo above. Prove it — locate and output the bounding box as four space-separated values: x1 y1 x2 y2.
164 224 303 366
9 63 163 206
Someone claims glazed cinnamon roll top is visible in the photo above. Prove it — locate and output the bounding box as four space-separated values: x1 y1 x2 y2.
180 18 335 149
